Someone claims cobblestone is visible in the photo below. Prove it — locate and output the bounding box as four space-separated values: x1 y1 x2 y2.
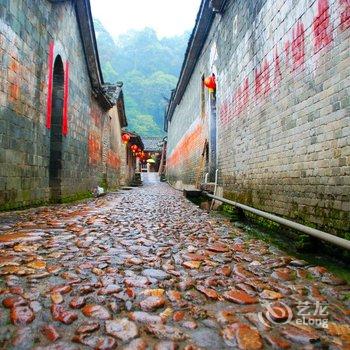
0 175 349 349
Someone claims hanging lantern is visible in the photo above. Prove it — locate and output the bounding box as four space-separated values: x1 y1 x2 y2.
122 133 130 144
131 144 138 153
204 74 216 92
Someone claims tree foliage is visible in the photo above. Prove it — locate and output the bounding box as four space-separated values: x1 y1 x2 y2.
94 19 189 137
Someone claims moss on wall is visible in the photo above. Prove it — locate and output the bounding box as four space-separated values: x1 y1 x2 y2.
0 199 48 212
59 191 93 204
219 190 350 262
0 190 93 212
223 189 349 240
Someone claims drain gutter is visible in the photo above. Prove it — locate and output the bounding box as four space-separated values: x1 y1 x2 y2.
203 192 350 251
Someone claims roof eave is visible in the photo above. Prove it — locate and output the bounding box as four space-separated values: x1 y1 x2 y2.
166 0 215 121
74 0 119 110
117 92 128 128
129 134 144 149
75 0 104 89
165 0 229 122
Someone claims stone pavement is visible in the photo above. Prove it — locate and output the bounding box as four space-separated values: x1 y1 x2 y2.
0 174 349 350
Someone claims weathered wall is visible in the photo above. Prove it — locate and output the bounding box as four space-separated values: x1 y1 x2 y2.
167 0 350 235
105 106 123 188
0 0 123 209
122 147 137 186
88 102 123 191
167 116 207 188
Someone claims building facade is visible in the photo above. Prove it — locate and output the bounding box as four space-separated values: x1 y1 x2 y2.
0 0 127 209
120 131 144 185
165 0 350 236
141 137 163 172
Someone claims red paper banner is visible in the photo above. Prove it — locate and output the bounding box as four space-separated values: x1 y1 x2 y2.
46 41 54 129
62 60 69 136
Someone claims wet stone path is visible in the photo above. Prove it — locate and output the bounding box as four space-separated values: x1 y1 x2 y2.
0 176 349 350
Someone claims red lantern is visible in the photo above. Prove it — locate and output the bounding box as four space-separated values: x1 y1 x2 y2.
131 144 138 153
122 133 130 144
204 74 216 92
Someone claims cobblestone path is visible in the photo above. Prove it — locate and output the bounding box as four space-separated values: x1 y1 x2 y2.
0 175 349 349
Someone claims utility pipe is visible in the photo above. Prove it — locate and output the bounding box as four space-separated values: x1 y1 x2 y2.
209 169 219 211
203 192 350 251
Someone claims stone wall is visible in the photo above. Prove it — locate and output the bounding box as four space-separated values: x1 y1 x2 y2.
106 106 123 188
119 146 137 186
0 0 124 209
88 101 123 191
166 0 350 236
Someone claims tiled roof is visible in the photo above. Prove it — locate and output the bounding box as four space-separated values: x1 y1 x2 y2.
124 131 144 149
141 137 163 152
102 84 122 104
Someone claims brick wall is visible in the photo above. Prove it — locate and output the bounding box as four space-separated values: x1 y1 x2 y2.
0 0 124 208
106 106 123 188
167 0 350 236
167 117 207 187
120 146 137 186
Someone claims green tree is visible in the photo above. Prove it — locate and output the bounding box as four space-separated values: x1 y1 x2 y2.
128 115 163 137
93 20 190 136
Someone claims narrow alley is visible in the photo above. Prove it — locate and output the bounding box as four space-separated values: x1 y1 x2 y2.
0 174 349 350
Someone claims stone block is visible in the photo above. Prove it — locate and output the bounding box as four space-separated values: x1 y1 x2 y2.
166 0 350 236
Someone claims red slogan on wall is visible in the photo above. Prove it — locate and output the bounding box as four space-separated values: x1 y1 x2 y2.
219 0 349 126
62 61 69 136
313 0 333 52
340 0 350 30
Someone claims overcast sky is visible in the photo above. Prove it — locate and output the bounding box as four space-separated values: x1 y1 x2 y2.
90 0 201 38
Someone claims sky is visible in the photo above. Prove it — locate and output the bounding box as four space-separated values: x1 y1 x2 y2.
90 0 202 38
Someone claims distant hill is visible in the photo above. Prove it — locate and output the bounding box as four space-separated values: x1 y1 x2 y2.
94 19 190 137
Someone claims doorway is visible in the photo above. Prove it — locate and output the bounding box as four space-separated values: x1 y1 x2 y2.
49 55 64 202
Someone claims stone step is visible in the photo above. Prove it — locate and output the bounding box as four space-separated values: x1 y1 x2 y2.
200 182 216 193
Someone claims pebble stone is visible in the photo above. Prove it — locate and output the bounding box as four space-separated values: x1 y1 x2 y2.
0 174 348 349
